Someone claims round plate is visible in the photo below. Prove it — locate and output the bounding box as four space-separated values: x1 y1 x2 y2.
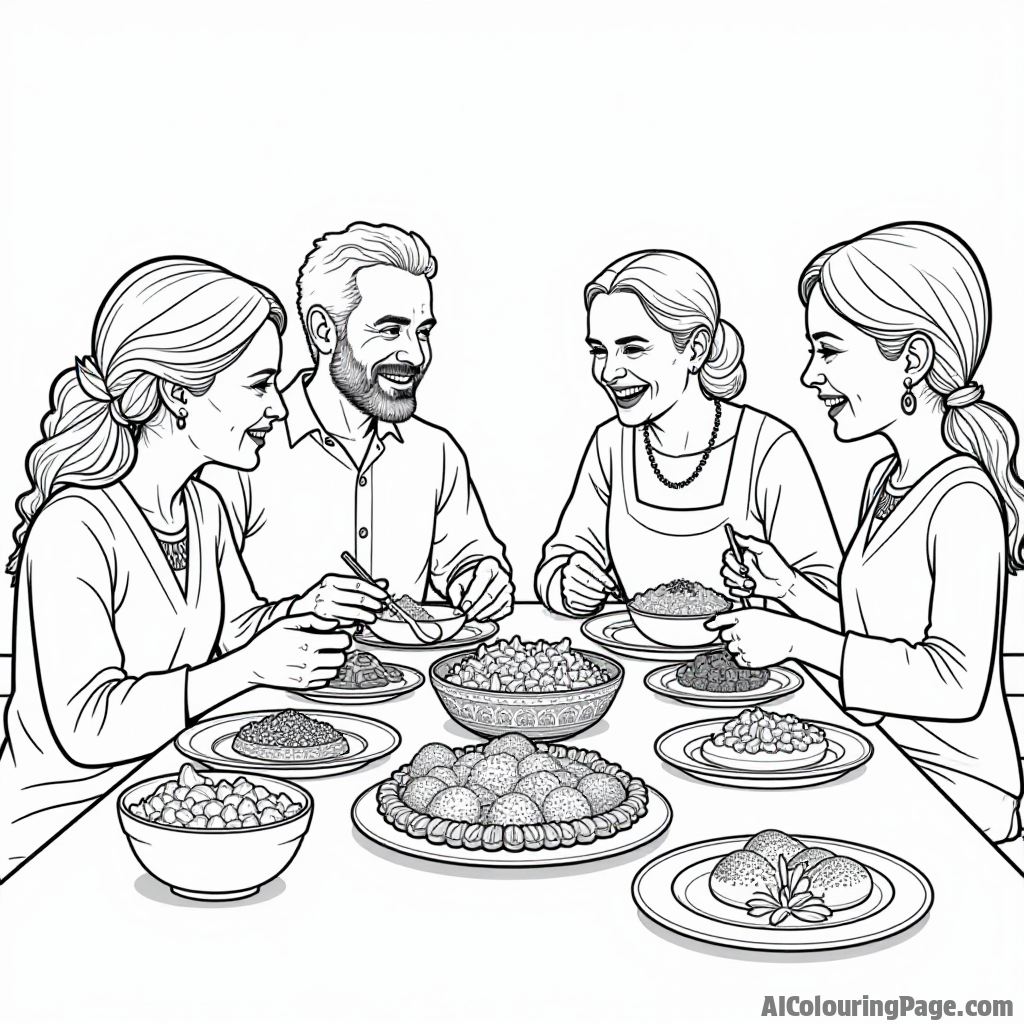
175 710 401 779
352 785 673 868
581 610 723 661
644 663 803 707
301 664 425 705
356 619 499 651
633 835 933 952
654 718 874 789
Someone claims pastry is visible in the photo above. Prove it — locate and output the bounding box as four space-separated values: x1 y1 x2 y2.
702 708 828 769
375 733 650 853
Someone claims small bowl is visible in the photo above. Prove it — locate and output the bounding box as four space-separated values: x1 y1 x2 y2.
627 602 730 648
429 648 625 741
118 771 313 901
364 603 467 646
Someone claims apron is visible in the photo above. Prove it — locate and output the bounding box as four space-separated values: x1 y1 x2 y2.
608 408 766 600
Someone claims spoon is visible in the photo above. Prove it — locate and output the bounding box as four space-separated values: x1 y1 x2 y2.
340 552 444 644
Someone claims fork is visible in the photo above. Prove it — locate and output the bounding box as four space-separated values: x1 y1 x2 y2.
340 552 444 644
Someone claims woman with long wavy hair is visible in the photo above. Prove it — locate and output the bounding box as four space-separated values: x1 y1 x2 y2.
0 258 386 880
709 223 1024 841
535 249 841 618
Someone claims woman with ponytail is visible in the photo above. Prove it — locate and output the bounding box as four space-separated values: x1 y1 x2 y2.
536 250 841 617
708 223 1024 841
0 258 386 880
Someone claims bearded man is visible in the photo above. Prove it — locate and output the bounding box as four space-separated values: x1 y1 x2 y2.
205 222 513 622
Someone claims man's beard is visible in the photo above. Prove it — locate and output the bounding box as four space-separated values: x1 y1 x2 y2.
329 326 425 423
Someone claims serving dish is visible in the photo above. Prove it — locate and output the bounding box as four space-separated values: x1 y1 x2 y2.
644 662 803 707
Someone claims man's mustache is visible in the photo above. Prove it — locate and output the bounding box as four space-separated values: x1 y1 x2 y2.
373 362 424 380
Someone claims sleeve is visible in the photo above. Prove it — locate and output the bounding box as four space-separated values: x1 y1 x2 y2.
534 428 614 614
208 488 295 652
428 434 511 596
840 483 1004 720
754 429 843 597
23 501 190 768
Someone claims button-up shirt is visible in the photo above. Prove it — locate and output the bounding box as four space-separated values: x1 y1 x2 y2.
202 375 510 605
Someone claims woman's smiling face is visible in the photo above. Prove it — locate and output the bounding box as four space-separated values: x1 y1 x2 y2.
586 291 694 426
801 284 907 442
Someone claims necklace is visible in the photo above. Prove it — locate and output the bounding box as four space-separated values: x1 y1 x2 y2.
155 526 188 571
643 400 722 490
874 473 910 521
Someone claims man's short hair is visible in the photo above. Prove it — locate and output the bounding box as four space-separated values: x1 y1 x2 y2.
296 222 436 361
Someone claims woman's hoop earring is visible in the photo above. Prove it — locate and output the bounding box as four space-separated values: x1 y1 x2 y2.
901 377 917 416
176 409 188 430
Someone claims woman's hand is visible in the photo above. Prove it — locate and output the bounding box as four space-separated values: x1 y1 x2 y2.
448 557 514 622
705 608 798 668
720 533 798 603
292 574 388 626
560 552 616 617
239 614 352 689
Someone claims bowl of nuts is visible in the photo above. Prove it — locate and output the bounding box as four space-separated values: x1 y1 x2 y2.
429 636 624 741
118 763 313 900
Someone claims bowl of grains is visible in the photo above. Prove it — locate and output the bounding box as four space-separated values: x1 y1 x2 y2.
118 762 313 900
627 578 732 648
429 636 625 740
364 594 467 646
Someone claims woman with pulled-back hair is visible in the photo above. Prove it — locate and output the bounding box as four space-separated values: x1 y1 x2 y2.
0 258 386 880
536 249 841 617
709 222 1024 840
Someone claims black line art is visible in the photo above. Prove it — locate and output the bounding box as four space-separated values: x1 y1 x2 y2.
0 256 382 882
643 660 804 708
428 637 625 740
535 249 842 622
352 733 672 867
118 765 313 901
703 223 1024 850
202 222 515 634
632 832 934 953
653 714 874 789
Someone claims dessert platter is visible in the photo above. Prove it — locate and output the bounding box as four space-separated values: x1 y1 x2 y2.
644 651 803 707
175 708 401 779
654 708 874 789
632 828 933 952
303 650 425 705
429 636 624 740
352 732 672 866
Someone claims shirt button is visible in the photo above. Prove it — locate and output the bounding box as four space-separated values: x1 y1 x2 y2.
359 476 367 487
358 527 369 539
324 437 335 447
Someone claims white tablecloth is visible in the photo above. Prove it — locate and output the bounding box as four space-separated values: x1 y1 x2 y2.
1 605 1021 1023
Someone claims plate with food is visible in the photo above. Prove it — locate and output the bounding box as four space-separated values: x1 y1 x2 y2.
644 651 803 707
654 709 874 789
633 828 933 952
429 636 624 740
581 609 724 662
627 578 733 648
302 652 425 704
352 733 672 867
358 605 499 651
175 709 401 779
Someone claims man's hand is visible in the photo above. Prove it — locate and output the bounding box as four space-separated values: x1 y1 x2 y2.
292 574 388 626
448 557 514 622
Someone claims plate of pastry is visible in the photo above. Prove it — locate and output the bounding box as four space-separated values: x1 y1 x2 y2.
352 732 672 867
302 652 425 704
633 829 933 952
175 709 401 779
644 651 803 707
581 608 724 662
654 709 874 789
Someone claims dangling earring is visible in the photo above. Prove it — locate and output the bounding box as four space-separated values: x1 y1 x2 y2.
176 408 188 430
901 377 917 416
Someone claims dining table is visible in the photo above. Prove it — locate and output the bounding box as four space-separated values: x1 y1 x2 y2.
1 602 1021 1024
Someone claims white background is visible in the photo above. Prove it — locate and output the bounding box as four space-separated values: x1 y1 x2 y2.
0 0 1022 1017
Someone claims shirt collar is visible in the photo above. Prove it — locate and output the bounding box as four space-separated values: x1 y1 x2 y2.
282 371 405 448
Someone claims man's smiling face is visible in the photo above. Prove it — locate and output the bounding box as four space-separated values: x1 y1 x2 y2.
330 264 435 422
